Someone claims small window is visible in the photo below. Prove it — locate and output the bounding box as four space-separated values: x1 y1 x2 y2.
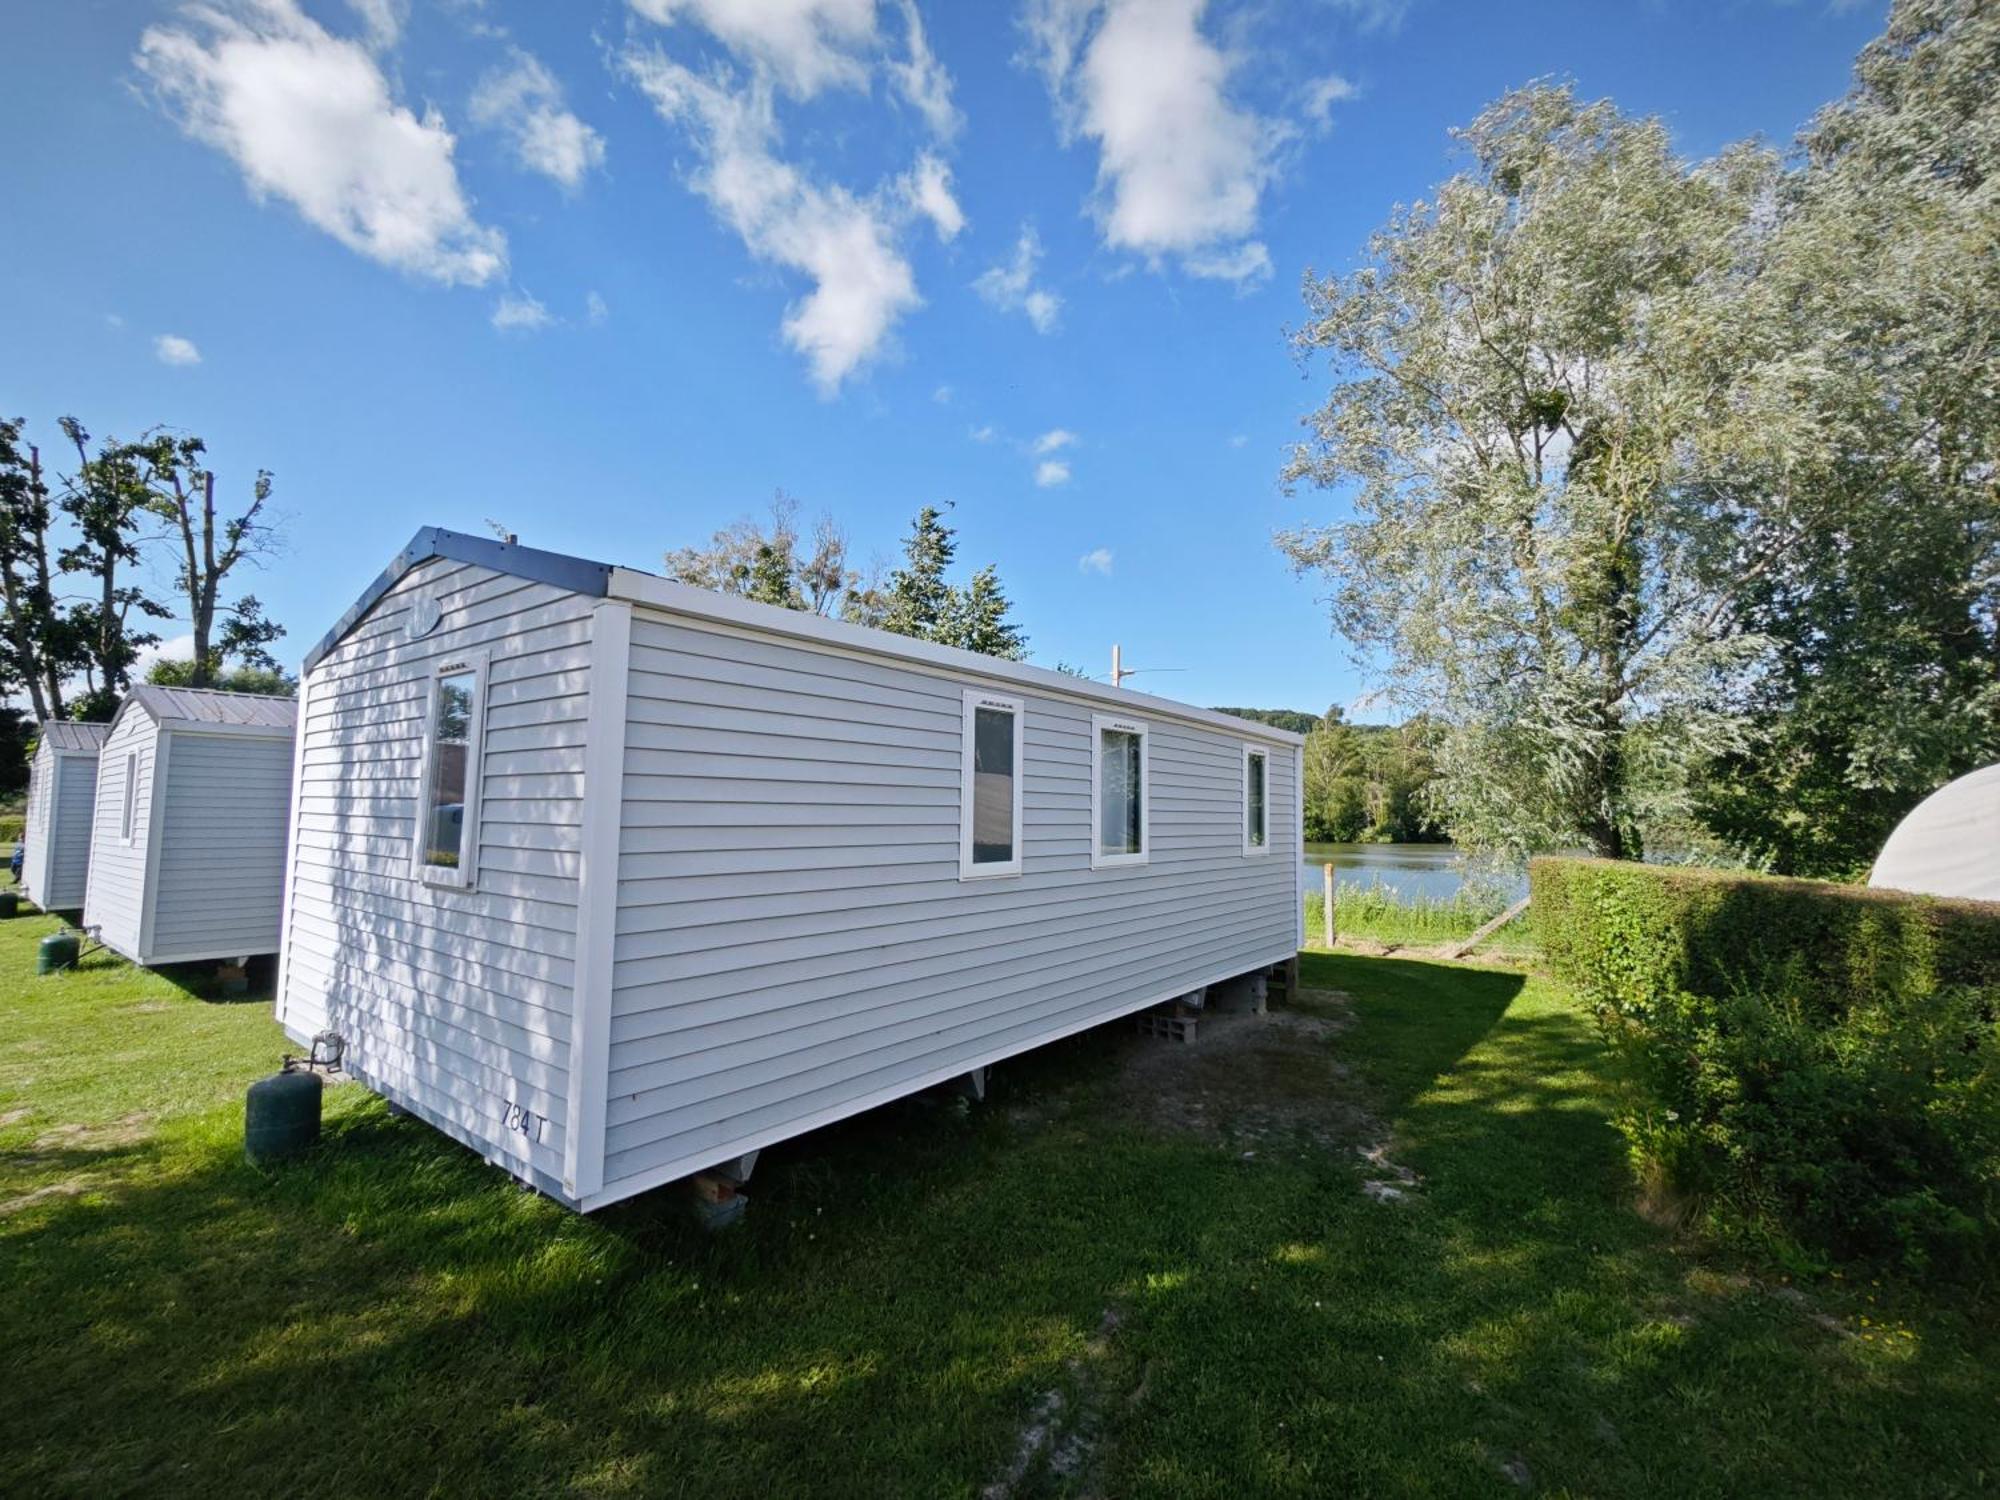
1091 714 1149 868
119 752 138 843
960 690 1024 879
1244 747 1270 855
414 656 485 888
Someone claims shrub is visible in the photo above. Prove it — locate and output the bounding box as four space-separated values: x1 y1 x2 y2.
0 814 21 846
1533 857 2000 1271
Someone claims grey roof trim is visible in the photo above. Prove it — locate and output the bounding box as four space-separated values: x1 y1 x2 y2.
39 720 112 753
302 526 615 674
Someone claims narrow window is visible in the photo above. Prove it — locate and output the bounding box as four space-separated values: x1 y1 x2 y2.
960 690 1024 879
415 656 485 887
1244 747 1270 855
1091 715 1149 868
120 752 138 843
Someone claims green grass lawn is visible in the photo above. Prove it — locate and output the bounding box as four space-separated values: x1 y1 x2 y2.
2 909 1994 1497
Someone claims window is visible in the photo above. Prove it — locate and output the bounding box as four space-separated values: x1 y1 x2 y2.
1091 714 1149 868
119 752 138 843
960 690 1024 879
414 655 485 888
1243 747 1270 855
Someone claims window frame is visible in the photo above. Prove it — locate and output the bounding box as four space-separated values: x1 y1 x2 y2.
119 751 138 845
1243 745 1272 857
959 688 1025 881
410 651 489 891
1089 713 1150 870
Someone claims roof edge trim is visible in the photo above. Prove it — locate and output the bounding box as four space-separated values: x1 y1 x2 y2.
301 527 615 674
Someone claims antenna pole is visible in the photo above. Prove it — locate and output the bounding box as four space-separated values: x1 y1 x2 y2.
1111 643 1127 688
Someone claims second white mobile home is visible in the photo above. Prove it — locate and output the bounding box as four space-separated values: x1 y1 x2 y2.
280 529 1304 1211
20 720 110 912
84 686 298 965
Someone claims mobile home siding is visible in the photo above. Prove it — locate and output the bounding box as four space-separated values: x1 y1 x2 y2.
277 558 598 1191
82 715 156 959
598 611 1299 1192
20 747 55 906
38 750 101 909
148 734 295 958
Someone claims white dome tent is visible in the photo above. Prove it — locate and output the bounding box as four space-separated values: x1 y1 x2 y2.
1868 763 2000 904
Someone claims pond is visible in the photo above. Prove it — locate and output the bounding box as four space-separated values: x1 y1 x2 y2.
1302 842 1528 903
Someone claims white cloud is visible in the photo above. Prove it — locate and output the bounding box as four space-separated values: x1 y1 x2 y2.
969 423 996 441
1228 432 1247 448
1078 546 1113 574
1023 0 1275 285
899 150 964 240
105 313 126 330
974 225 1063 333
136 0 504 286
628 0 878 100
1303 71 1355 133
346 0 407 50
932 383 953 403
1035 458 1071 487
491 290 553 330
887 0 960 138
132 633 197 681
1325 0 1411 32
471 48 606 191
586 290 610 325
154 334 202 366
1031 427 1077 455
623 50 919 392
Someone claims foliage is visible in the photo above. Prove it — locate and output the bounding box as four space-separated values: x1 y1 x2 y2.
1303 880 1512 948
145 657 296 698
1691 0 2000 877
53 418 172 720
130 431 283 688
934 562 1027 659
1213 706 1322 736
0 707 26 805
1282 2 2000 870
664 491 853 616
1533 856 2000 1269
1302 714 1441 842
0 813 21 845
0 419 75 721
1280 86 1776 860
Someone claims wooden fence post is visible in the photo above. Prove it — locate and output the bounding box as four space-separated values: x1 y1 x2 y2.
1322 862 1336 949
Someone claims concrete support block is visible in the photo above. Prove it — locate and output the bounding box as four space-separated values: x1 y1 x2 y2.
690 1170 749 1231
954 1066 988 1104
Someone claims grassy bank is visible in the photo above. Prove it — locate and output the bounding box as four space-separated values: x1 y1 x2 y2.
2 909 1993 1496
1303 883 1530 953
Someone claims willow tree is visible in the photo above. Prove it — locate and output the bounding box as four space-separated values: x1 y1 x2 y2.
1279 87 1779 859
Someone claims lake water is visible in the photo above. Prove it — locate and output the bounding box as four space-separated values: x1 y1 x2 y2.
1302 843 1527 903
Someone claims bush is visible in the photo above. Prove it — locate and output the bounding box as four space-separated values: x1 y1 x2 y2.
0 814 21 846
1533 857 2000 1271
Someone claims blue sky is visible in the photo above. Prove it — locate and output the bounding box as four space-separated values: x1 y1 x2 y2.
2 0 1884 717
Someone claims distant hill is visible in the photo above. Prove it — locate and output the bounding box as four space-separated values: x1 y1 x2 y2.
1210 707 1323 736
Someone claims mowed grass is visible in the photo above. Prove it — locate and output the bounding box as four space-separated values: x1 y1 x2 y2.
2 909 1995 1498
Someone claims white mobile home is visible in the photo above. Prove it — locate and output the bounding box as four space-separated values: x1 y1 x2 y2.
280 528 1304 1211
84 686 298 965
20 720 111 912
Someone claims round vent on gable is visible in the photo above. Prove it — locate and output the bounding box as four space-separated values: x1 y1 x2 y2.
407 595 444 641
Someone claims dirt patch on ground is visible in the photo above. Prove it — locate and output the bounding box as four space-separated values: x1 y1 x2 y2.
0 1179 88 1217
0 1107 31 1129
32 1112 153 1152
1075 989 1383 1158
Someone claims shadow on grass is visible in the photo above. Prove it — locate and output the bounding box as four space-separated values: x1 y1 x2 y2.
3 957 1994 1499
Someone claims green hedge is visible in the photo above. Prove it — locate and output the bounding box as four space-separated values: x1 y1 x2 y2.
1533 857 2000 1272
0 815 20 846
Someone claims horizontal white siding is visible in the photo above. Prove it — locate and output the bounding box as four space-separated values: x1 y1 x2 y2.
600 612 1298 1192
19 745 55 908
82 717 155 959
37 752 100 910
149 731 294 959
277 558 595 1190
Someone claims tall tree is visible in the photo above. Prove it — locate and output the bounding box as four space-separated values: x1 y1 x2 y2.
880 505 957 641
1693 0 2000 874
1279 86 1778 859
0 419 70 720
55 419 169 719
134 432 281 689
665 492 851 615
938 564 1029 660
